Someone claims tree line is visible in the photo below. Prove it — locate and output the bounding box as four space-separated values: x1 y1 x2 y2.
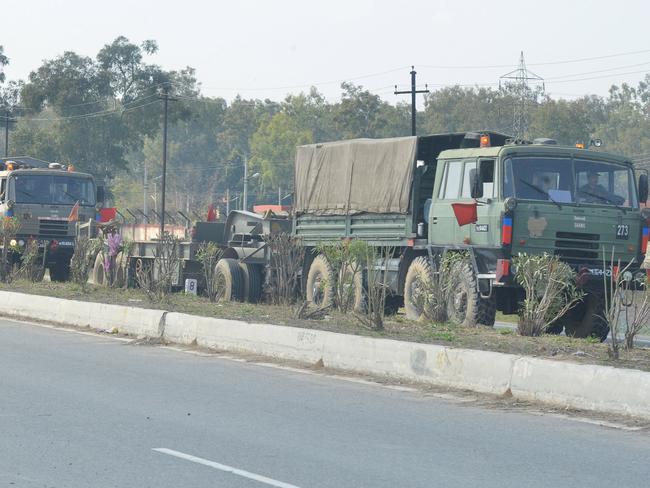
1 37 650 215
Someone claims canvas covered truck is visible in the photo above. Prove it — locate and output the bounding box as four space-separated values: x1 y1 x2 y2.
291 132 649 339
0 157 103 281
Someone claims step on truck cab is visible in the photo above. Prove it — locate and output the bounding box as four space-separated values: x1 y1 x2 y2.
0 157 102 281
294 132 648 339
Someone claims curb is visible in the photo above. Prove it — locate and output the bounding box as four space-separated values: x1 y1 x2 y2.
2 290 650 420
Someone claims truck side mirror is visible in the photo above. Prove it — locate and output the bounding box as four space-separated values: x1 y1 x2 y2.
639 174 648 204
96 185 105 204
469 168 483 199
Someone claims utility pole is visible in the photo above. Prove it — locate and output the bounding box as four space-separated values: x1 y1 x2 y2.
143 160 148 217
4 111 9 157
394 66 429 136
499 51 544 140
158 87 176 238
243 155 249 212
226 187 230 215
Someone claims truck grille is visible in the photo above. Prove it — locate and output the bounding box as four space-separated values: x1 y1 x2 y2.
554 231 600 260
39 219 71 238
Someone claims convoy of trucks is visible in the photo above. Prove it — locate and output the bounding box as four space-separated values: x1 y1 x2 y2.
6 129 649 340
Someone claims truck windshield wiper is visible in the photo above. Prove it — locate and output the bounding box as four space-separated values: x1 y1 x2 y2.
63 191 78 203
579 190 627 213
519 179 562 209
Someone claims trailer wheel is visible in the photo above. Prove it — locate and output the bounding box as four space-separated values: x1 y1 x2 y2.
404 256 433 321
446 259 496 327
113 252 128 288
92 252 107 286
215 258 244 302
563 292 609 341
305 254 335 308
50 259 71 282
239 262 263 303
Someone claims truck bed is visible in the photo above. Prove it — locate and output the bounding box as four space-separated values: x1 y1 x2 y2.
294 213 415 247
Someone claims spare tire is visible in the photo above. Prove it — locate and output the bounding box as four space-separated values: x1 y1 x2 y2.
215 258 244 301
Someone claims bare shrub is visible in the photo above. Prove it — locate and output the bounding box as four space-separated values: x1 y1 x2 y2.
70 237 101 290
513 253 584 336
265 233 304 305
152 233 181 302
355 246 394 331
600 248 648 359
0 217 20 282
196 242 224 302
18 239 45 282
317 239 368 313
426 252 466 323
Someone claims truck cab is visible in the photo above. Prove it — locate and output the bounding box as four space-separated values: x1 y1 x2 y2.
427 137 648 337
0 158 100 281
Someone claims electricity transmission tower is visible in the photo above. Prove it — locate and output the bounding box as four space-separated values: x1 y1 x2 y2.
500 51 544 140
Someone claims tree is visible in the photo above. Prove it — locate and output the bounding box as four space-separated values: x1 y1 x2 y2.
333 82 387 138
0 45 8 84
250 112 313 194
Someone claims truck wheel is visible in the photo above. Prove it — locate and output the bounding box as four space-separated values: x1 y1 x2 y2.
215 258 244 301
384 295 402 316
50 260 71 282
306 254 335 308
339 263 365 312
563 292 609 341
112 252 129 288
404 256 433 321
239 262 262 303
446 259 496 327
92 252 107 286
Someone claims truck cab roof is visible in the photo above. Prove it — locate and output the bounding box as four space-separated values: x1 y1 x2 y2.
438 142 633 166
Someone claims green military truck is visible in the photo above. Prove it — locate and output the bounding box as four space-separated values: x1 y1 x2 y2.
293 132 649 339
0 157 103 281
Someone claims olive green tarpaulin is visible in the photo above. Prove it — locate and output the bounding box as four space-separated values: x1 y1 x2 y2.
294 136 417 215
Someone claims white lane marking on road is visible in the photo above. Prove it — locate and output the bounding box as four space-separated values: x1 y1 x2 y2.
153 448 301 488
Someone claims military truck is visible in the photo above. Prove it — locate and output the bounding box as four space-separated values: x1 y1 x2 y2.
291 132 648 339
0 157 103 281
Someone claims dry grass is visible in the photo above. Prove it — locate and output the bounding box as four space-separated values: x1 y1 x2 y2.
2 280 650 372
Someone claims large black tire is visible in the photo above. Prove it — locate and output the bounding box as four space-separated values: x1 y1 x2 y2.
404 256 434 321
563 292 609 342
92 252 107 286
113 252 128 288
215 258 244 302
384 295 402 316
305 254 335 308
339 263 365 312
239 262 263 303
446 259 496 327
50 259 71 282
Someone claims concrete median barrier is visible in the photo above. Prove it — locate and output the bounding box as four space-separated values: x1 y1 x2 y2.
0 290 165 338
3 290 650 419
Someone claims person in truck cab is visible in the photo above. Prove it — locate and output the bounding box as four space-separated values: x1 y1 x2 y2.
578 170 624 205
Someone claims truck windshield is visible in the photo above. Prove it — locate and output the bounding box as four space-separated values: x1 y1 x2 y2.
10 174 96 206
503 157 638 208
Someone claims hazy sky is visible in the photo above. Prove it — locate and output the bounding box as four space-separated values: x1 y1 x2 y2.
2 0 649 106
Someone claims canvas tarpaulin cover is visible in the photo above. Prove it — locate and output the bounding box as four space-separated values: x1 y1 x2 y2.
294 136 417 215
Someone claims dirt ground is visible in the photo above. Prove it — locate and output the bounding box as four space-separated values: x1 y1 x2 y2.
3 280 650 373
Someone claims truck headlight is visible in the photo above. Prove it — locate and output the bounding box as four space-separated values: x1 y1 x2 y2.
9 239 17 247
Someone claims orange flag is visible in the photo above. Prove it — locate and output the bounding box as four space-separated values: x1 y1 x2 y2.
68 201 80 222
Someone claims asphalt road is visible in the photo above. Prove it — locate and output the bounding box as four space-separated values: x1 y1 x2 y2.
1 318 649 488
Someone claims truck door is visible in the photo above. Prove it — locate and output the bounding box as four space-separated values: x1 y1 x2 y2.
466 158 498 246
429 159 464 244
